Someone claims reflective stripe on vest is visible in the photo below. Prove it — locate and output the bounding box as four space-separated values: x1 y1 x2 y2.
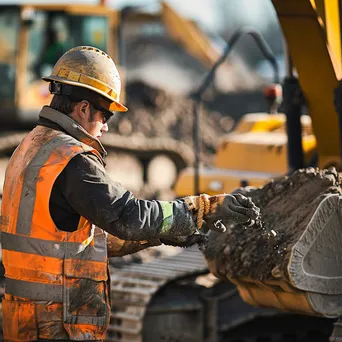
16 134 78 236
1 231 106 261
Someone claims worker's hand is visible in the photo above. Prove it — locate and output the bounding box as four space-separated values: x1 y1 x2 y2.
160 234 207 248
183 193 260 233
204 193 260 232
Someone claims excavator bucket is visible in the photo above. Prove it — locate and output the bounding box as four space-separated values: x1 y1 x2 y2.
204 168 342 318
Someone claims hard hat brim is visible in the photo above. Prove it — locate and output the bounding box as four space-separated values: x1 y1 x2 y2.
42 75 128 112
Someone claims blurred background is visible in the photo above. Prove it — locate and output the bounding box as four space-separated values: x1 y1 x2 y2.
0 0 287 200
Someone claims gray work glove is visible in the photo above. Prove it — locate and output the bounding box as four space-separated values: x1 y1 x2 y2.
160 234 209 252
160 234 207 248
203 193 260 232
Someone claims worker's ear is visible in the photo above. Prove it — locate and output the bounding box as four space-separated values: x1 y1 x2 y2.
77 100 91 120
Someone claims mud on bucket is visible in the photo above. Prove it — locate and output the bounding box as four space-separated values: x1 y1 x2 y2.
203 169 342 318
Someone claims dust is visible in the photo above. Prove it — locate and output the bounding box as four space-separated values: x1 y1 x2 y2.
203 168 342 282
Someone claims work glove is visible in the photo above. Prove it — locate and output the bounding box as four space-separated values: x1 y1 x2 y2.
183 193 260 233
160 234 208 251
160 234 207 248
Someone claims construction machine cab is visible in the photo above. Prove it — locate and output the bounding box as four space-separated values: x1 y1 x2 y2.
0 4 118 127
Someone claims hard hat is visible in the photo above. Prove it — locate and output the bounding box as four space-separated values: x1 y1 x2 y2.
42 46 128 112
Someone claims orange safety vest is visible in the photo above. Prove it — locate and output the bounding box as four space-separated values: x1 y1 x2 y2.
1 125 110 341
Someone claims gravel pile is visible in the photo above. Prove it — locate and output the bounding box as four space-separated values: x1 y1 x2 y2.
110 81 234 165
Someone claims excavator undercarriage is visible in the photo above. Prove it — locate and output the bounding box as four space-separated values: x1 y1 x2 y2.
108 245 334 342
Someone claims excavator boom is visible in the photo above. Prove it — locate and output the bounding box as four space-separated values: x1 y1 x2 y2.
272 0 341 168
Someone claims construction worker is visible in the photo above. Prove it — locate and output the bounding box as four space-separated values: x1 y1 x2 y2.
0 46 260 341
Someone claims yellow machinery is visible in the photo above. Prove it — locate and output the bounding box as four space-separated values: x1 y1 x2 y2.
175 113 317 196
175 0 342 197
173 1 342 341
0 1 218 127
0 2 214 196
0 3 119 126
106 1 342 341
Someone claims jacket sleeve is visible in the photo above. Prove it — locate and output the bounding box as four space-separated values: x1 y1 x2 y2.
107 234 161 257
58 153 196 240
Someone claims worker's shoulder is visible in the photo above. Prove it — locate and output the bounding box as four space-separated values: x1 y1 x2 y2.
67 152 105 173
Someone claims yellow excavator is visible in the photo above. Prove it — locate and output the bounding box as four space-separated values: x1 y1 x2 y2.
105 1 342 342
162 0 342 341
175 0 342 197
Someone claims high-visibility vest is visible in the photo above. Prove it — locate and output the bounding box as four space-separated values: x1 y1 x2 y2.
1 125 110 341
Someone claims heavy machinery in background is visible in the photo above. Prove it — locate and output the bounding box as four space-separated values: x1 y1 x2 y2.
106 1 342 342
175 0 342 196
0 1 220 198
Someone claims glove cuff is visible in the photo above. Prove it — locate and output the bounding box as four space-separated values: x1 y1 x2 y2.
183 194 211 229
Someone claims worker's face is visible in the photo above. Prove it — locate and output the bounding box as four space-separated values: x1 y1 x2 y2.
74 101 109 139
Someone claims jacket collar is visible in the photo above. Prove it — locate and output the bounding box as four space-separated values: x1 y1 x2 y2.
39 106 107 156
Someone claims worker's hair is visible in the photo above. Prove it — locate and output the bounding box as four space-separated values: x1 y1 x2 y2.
50 94 97 121
50 95 77 115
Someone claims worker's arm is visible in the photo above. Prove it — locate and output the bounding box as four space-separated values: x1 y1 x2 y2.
53 153 259 242
55 153 197 240
106 234 161 257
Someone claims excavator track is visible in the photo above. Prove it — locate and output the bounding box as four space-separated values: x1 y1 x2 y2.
106 246 334 342
107 246 207 342
101 133 193 171
0 246 334 342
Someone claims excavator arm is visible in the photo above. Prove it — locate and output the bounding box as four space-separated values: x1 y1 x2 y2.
160 2 221 69
272 0 341 168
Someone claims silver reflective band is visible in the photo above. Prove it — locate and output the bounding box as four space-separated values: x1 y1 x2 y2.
17 133 82 236
5 278 63 302
1 232 106 262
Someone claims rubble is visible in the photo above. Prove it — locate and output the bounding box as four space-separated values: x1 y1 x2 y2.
110 81 233 165
203 168 342 282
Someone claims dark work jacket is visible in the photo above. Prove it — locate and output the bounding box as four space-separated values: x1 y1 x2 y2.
38 106 195 240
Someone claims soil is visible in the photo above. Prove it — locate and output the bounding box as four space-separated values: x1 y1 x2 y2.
203 168 342 282
110 81 233 165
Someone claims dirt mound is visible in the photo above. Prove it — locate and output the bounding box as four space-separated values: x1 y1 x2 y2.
203 168 342 282
110 81 233 165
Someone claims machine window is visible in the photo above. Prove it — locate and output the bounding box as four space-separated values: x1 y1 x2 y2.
0 8 19 103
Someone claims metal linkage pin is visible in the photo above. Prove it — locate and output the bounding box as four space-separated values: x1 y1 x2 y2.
214 220 227 233
245 219 255 227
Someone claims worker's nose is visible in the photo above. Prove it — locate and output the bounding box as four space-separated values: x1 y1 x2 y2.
102 123 109 133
